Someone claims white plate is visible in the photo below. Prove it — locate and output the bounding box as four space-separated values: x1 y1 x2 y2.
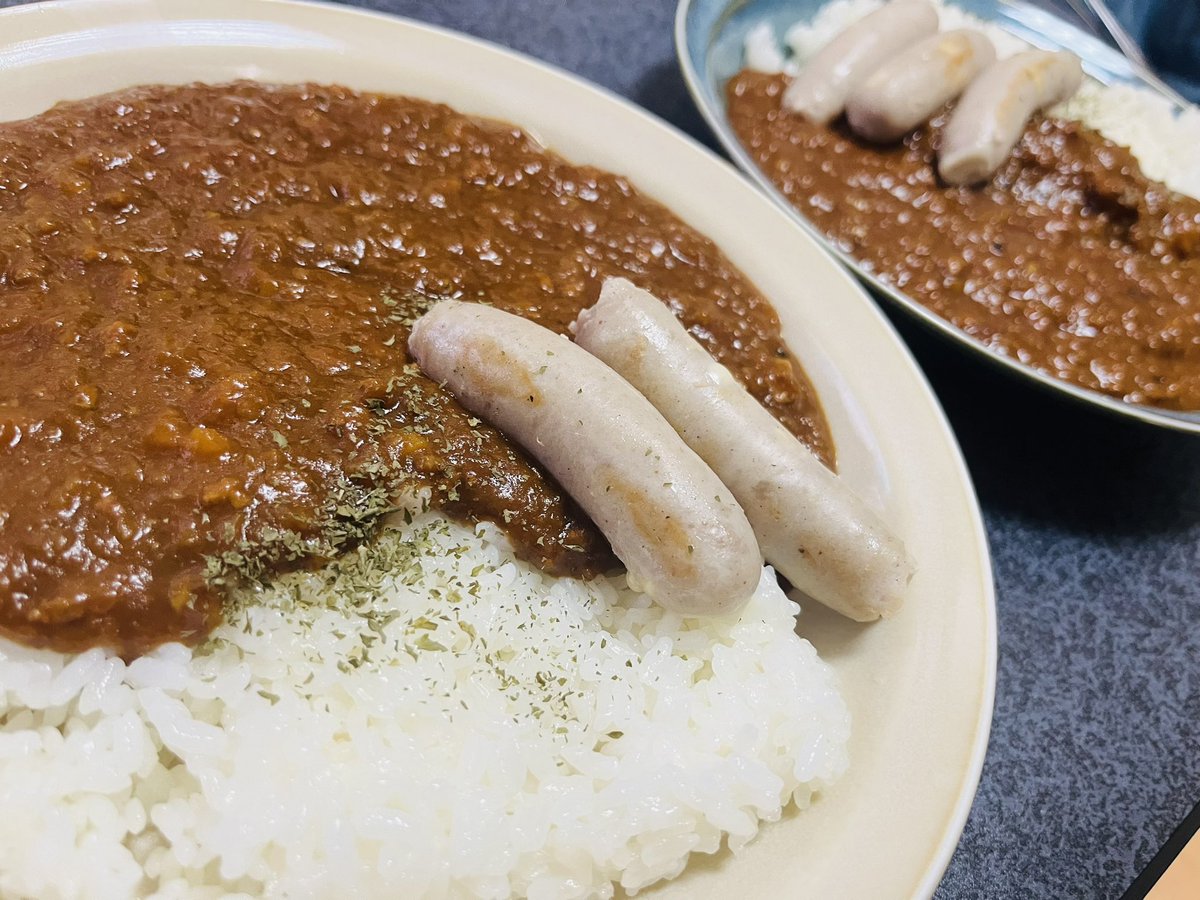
0 1 997 897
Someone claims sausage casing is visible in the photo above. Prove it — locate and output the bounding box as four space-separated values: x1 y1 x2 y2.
845 29 996 142
938 49 1083 185
408 299 762 617
573 278 914 621
782 0 940 124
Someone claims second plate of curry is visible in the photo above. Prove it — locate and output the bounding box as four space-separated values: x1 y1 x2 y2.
676 0 1200 434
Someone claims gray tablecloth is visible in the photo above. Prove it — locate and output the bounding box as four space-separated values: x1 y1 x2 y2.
3 0 1197 896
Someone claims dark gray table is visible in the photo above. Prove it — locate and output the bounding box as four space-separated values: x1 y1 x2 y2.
6 0 1195 895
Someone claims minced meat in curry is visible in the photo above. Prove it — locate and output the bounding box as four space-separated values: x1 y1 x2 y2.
0 82 831 655
728 70 1200 410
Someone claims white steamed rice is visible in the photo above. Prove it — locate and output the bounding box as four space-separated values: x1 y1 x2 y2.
0 510 849 899
746 0 1200 198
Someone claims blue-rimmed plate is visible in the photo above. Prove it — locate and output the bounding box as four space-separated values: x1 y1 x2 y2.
676 0 1200 435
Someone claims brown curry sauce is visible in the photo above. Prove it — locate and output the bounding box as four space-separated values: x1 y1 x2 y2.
727 71 1200 410
0 82 831 655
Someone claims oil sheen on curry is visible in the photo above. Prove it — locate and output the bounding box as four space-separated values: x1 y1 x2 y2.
0 82 831 655
728 71 1200 410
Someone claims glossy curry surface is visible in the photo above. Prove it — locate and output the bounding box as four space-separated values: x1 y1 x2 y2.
728 71 1200 411
0 81 831 654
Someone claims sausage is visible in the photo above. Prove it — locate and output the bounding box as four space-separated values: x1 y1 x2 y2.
572 278 914 621
845 29 996 143
782 0 939 124
938 49 1083 185
408 299 762 617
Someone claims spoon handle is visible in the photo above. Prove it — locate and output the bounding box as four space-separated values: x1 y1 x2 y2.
1071 0 1192 107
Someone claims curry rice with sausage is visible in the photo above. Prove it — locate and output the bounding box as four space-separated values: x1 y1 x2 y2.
728 70 1200 411
0 82 832 656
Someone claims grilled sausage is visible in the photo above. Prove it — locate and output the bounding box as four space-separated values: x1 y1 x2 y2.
938 49 1083 184
573 278 914 621
408 299 762 617
782 0 940 124
845 29 996 142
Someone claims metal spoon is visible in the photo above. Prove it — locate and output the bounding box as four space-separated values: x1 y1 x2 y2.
1062 0 1192 107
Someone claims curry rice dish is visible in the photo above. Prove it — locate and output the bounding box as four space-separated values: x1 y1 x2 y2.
729 15 1200 411
0 80 853 900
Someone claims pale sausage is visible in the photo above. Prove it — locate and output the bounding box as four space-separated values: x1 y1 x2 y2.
938 49 1083 185
573 278 914 621
845 29 996 142
783 0 940 124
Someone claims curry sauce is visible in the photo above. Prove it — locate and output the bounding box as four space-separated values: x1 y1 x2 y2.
0 82 831 655
728 71 1200 410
